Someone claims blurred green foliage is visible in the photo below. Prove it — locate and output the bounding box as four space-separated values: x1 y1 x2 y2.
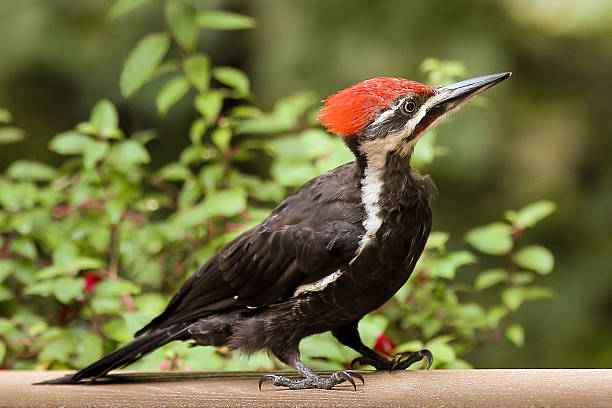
0 0 569 372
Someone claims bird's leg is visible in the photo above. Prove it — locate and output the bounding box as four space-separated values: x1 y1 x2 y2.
259 345 364 390
332 321 432 371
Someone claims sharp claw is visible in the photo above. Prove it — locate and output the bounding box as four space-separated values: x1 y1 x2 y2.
346 370 365 385
420 349 433 369
258 374 276 391
389 354 402 372
334 371 356 391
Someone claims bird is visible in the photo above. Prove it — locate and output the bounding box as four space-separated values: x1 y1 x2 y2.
40 72 511 390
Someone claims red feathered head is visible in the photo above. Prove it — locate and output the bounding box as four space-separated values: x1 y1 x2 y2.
318 77 435 137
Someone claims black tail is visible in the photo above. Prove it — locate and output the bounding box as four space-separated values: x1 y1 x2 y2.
36 322 191 384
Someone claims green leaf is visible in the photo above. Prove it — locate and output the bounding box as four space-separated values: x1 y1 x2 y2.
156 75 190 115
196 10 255 30
177 179 201 209
12 237 37 259
502 287 524 311
444 359 473 369
428 251 477 279
487 305 508 328
271 160 319 187
123 312 153 336
195 91 223 125
213 66 250 97
165 0 198 51
358 314 389 347
189 118 206 145
108 0 152 20
132 130 157 145
39 337 75 362
475 268 509 291
411 130 439 169
505 201 556 229
200 188 246 217
183 346 224 370
0 109 12 123
49 132 91 155
300 333 347 364
90 296 121 314
211 127 232 150
83 140 110 169
426 231 449 250
454 303 486 322
158 163 191 181
53 277 85 304
0 340 5 362
0 260 16 284
107 140 150 170
133 294 167 317
235 93 315 134
425 336 456 366
120 33 170 98
0 285 11 302
466 222 513 255
523 286 555 301
76 332 103 367
25 280 55 297
420 58 467 85
6 160 58 181
172 188 247 229
103 318 132 342
184 54 210 92
152 59 180 78
514 245 554 274
52 242 78 271
0 127 26 144
90 99 120 138
506 324 525 347
395 340 425 354
513 271 535 285
93 280 141 298
0 319 14 336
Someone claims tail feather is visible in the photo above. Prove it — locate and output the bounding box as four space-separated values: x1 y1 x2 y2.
36 322 191 385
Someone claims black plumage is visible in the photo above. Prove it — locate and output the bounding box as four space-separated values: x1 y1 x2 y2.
40 72 510 389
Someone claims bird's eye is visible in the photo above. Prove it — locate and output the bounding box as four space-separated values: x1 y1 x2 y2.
402 101 416 114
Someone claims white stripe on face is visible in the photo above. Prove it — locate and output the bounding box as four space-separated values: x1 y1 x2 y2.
355 89 453 253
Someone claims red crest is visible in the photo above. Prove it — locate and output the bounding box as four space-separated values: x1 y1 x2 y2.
318 77 435 137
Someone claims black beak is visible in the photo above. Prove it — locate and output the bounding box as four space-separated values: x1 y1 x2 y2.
415 72 511 135
432 72 511 112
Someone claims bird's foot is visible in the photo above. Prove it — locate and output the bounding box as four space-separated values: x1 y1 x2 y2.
351 349 433 371
259 370 364 391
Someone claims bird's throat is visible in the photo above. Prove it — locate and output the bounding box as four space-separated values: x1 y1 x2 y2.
357 150 436 252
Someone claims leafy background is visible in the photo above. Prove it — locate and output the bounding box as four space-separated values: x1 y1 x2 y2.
0 0 610 371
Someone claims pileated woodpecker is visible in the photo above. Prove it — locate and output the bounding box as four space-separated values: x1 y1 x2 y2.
42 72 511 390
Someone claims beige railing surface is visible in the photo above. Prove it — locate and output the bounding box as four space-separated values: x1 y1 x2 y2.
1 369 610 407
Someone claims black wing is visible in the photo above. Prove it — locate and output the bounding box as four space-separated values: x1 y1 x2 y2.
137 162 364 334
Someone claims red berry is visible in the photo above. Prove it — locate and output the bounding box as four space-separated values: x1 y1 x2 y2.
374 333 396 356
83 272 102 292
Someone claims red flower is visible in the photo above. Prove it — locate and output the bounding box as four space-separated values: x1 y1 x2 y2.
83 272 102 292
374 333 396 356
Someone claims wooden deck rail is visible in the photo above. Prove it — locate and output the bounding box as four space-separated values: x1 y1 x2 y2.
1 369 610 407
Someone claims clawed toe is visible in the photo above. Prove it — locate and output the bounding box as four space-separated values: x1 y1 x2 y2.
351 349 433 371
390 349 433 371
258 374 278 391
258 370 364 391
332 370 364 391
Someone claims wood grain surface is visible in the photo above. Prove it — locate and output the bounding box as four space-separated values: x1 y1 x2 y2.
1 369 610 407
